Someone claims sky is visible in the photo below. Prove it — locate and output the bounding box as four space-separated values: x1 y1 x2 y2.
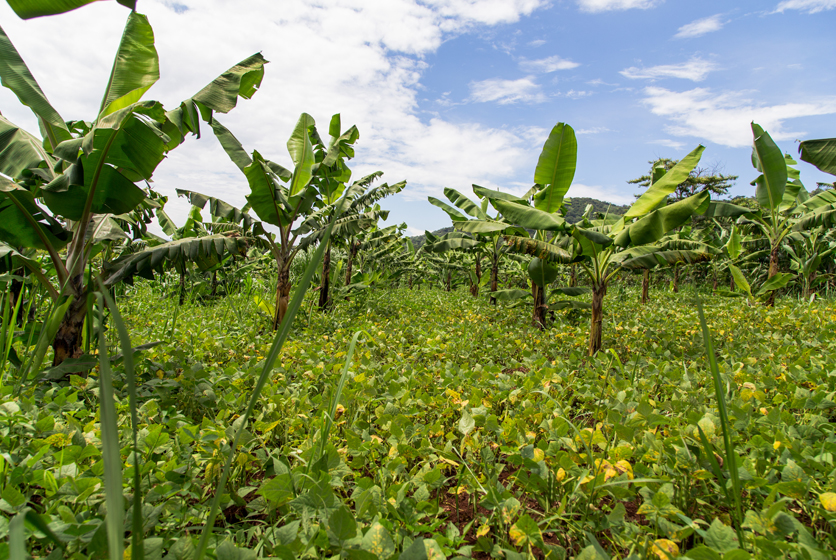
1 0 835 236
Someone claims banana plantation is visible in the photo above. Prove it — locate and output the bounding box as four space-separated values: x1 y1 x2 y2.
2 2 836 560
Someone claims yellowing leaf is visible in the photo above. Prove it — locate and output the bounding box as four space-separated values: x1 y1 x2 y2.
820 492 836 512
651 539 680 559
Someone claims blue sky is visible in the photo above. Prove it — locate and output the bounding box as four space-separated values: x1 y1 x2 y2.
1 0 835 236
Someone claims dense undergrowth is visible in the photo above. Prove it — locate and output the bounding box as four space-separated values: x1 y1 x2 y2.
2 281 836 560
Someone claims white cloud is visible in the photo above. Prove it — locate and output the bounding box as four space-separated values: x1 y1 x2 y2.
567 184 634 205
519 55 580 73
649 139 686 150
576 126 610 134
775 0 836 13
620 57 717 82
565 89 592 99
674 14 725 39
527 39 547 47
406 226 425 236
0 0 548 220
469 76 547 104
577 0 663 13
641 87 836 147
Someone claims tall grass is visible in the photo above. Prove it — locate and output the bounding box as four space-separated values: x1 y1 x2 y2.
696 298 745 547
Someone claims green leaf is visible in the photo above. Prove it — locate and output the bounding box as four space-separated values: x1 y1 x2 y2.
703 519 738 553
751 123 788 211
458 410 475 436
799 137 836 176
361 522 395 558
244 152 291 227
684 546 721 560
6 0 135 19
755 272 794 297
428 196 467 222
0 177 70 251
533 122 576 213
614 191 709 247
1 485 25 509
773 481 807 500
329 506 357 542
209 120 253 172
503 235 574 262
528 257 558 287
472 184 524 202
726 224 742 260
0 114 55 181
509 514 542 547
287 113 316 196
191 53 267 114
176 188 253 230
399 537 427 560
444 187 487 219
729 264 752 298
99 13 160 117
624 145 704 219
493 199 565 231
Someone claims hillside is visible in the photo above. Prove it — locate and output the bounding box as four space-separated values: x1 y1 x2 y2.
410 196 627 249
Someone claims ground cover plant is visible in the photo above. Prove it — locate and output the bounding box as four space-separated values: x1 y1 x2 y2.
3 278 836 560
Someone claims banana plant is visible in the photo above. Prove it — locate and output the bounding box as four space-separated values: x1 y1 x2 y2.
210 114 404 328
783 228 836 298
298 170 405 311
428 185 528 303
342 223 404 290
629 227 721 304
495 141 748 354
0 12 265 365
109 190 256 304
421 231 476 291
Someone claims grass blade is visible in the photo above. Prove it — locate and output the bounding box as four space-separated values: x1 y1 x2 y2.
96 294 125 560
194 220 336 560
96 276 144 560
315 330 361 468
696 298 744 545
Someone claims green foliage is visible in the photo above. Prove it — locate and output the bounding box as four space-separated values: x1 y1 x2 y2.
4 284 836 559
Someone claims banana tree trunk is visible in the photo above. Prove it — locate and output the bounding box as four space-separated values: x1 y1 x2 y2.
344 242 358 286
569 264 576 288
471 257 482 297
532 283 546 329
766 243 780 307
409 275 413 289
52 275 87 367
274 264 291 330
210 271 218 297
490 256 499 305
712 269 718 292
641 269 649 305
804 272 816 299
319 243 331 311
588 283 606 356
672 266 679 293
446 270 452 292
730 272 735 291
179 268 186 305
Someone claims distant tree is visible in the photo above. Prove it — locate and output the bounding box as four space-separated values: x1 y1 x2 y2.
629 158 738 201
811 181 836 196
